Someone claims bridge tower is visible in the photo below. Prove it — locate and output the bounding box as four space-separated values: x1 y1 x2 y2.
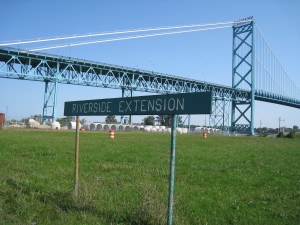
231 19 255 135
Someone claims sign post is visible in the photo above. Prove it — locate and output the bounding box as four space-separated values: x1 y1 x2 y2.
168 114 177 225
64 92 212 223
74 116 80 197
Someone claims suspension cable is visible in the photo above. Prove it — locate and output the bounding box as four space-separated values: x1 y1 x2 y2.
0 20 251 46
255 24 299 90
28 25 231 51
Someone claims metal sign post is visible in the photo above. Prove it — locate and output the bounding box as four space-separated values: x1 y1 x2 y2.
64 92 212 223
168 114 177 225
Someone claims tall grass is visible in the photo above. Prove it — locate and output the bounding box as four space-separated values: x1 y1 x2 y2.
0 129 299 224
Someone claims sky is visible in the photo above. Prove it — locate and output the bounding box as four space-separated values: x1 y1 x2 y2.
0 0 299 128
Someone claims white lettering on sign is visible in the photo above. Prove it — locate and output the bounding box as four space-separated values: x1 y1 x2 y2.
72 104 76 113
89 103 93 113
71 101 113 114
101 102 106 112
84 103 88 113
148 99 155 111
177 98 184 110
69 97 185 115
107 102 111 112
119 101 124 112
133 100 139 111
141 100 147 112
125 101 132 112
119 98 184 113
155 99 162 111
93 103 98 113
168 98 175 111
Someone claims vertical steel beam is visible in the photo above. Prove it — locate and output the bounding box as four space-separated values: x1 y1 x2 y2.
42 80 58 124
231 20 255 135
129 88 133 124
188 114 191 131
43 81 50 124
120 88 125 124
250 22 256 135
120 87 133 124
209 97 230 133
53 79 58 121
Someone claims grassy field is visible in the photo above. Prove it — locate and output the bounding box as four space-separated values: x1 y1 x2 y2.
0 129 299 225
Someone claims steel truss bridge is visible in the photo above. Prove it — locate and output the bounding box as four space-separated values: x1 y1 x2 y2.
0 21 299 134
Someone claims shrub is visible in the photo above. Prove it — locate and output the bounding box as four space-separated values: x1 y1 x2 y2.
259 133 268 137
285 131 296 139
277 131 285 138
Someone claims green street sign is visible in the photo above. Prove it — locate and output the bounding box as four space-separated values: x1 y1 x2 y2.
64 92 212 116
65 91 213 225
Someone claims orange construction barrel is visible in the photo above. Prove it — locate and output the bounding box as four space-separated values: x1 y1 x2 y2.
109 130 115 139
203 132 207 138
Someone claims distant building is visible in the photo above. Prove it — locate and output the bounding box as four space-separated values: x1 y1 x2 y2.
280 126 286 132
28 119 40 128
0 113 5 129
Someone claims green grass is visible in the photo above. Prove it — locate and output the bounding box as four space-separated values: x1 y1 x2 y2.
0 129 299 225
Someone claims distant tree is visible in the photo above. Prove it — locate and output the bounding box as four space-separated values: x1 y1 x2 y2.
277 131 285 138
156 115 183 127
293 125 299 131
189 125 197 131
156 115 171 126
286 131 296 139
105 115 117 124
143 116 155 125
177 116 183 127
56 116 72 127
30 114 42 123
81 118 87 124
267 128 277 134
8 119 17 124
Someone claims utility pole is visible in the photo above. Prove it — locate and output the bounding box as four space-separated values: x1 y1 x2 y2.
260 120 262 135
5 106 8 127
278 117 285 134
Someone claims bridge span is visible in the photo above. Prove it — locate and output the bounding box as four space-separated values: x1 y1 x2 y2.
0 21 299 134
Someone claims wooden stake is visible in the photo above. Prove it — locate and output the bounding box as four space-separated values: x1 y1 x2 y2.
74 116 80 197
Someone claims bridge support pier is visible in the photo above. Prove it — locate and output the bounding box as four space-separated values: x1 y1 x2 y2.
209 97 230 133
42 80 58 124
120 87 133 125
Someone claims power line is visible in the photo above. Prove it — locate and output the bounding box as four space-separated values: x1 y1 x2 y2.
28 25 232 51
